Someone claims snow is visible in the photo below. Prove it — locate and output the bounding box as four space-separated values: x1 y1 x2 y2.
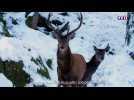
0 73 13 87
88 50 134 87
0 12 58 87
1 12 134 87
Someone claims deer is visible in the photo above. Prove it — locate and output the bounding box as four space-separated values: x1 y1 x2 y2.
81 44 110 87
46 12 87 87
46 12 110 87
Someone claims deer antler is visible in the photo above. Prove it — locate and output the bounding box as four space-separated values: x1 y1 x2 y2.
46 12 83 39
66 12 83 36
46 13 62 39
46 12 58 32
59 21 70 33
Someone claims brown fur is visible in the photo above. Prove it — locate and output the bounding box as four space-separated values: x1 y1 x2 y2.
46 12 87 87
57 46 87 87
81 45 110 87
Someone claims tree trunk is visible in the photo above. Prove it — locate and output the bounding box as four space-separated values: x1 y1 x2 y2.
31 12 39 30
125 12 134 46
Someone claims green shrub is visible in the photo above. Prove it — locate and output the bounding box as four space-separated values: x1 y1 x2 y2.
25 16 33 28
0 59 31 87
0 15 12 37
37 68 50 79
12 18 18 25
46 59 52 69
31 56 51 79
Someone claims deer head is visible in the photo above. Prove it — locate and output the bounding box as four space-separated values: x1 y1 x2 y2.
46 12 83 55
93 44 110 62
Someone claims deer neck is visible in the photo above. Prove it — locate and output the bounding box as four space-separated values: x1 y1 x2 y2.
90 55 101 66
57 47 72 73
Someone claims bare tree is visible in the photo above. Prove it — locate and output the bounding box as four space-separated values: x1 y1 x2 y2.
125 12 134 45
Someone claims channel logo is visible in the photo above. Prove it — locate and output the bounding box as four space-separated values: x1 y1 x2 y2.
117 16 128 20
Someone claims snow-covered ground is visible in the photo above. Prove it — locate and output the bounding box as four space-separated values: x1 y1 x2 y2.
0 73 12 87
0 12 134 87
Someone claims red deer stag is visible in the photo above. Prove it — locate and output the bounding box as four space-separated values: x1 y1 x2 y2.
82 44 110 87
46 12 87 87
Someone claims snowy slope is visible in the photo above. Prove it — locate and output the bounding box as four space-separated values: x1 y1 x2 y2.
0 12 58 87
1 12 134 87
0 73 12 87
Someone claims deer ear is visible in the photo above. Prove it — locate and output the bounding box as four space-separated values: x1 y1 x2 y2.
93 45 97 51
105 44 110 52
52 32 58 39
52 32 61 40
67 32 76 40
